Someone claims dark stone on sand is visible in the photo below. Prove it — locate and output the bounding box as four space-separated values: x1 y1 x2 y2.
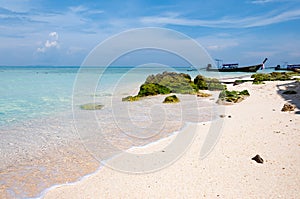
281 103 296 112
219 114 226 118
252 154 264 164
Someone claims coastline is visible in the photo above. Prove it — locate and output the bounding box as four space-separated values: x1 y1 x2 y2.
43 80 300 198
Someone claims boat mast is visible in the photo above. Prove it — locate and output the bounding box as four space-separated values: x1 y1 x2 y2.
215 59 223 69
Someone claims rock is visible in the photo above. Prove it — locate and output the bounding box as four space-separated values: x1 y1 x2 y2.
219 114 226 118
194 75 227 91
145 71 197 94
281 103 296 112
218 89 250 104
138 83 171 97
80 103 104 110
251 72 293 84
252 154 264 164
163 95 180 103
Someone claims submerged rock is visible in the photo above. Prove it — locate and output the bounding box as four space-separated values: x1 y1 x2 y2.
281 103 296 112
163 95 180 103
252 154 264 164
80 103 104 110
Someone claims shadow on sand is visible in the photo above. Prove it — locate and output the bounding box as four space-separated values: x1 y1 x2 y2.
276 80 300 114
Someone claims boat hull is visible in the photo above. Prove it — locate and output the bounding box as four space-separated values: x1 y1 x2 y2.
206 64 263 72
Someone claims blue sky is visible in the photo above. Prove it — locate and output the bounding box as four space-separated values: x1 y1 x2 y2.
0 0 300 66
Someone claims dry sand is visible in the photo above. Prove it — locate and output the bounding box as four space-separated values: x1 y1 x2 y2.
43 81 300 198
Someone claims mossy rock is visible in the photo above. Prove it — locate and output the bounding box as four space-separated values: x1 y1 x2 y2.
251 72 293 84
194 75 226 91
145 71 197 94
218 89 250 104
163 95 180 103
282 90 297 95
137 83 171 97
122 95 141 101
80 103 104 110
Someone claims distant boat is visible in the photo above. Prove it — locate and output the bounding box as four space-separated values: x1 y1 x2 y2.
275 64 300 71
206 58 268 72
187 66 197 71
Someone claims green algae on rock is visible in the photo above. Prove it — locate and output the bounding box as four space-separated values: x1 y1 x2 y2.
217 90 250 104
145 71 197 94
194 75 226 91
251 72 296 84
138 83 171 97
163 95 180 103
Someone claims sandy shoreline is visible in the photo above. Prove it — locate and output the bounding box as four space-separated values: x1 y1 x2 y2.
43 80 300 198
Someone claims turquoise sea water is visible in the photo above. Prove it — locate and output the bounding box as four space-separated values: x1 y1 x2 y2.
0 66 273 127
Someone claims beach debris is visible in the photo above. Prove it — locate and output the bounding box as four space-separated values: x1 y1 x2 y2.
80 103 104 110
163 95 180 103
281 103 296 112
197 91 212 97
219 114 226 118
217 90 250 104
252 154 264 164
282 90 297 95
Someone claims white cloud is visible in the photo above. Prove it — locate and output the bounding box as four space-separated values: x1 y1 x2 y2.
37 32 59 53
49 32 58 40
140 9 300 28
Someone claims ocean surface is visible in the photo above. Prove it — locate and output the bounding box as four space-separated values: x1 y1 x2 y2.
0 65 274 198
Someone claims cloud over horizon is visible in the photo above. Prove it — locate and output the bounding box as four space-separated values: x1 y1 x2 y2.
37 32 60 53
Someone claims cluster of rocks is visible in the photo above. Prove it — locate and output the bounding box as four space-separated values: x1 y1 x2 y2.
122 71 226 103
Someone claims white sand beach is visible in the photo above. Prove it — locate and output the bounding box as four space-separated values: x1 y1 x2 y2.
44 80 300 198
